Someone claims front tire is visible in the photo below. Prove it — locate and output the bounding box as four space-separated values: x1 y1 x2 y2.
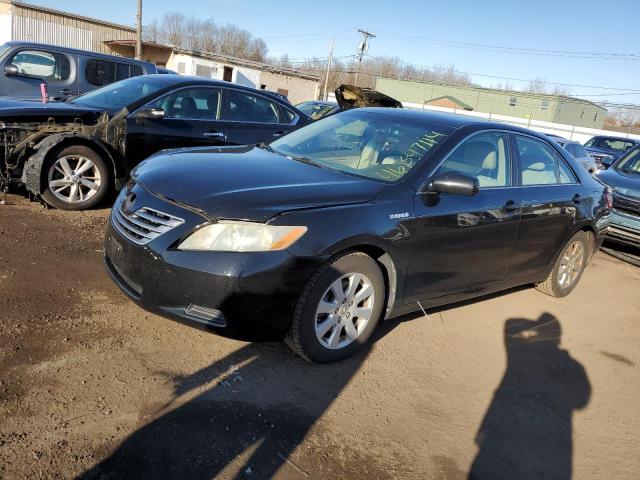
41 145 110 210
285 251 385 363
536 231 591 297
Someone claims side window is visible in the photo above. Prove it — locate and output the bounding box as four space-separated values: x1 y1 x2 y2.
437 131 511 188
282 108 298 124
86 59 116 86
223 89 281 123
131 65 143 77
10 50 70 82
558 158 578 184
564 144 578 157
516 135 577 185
115 63 130 82
149 87 221 120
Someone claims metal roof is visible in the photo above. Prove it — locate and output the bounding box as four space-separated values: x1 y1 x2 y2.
5 0 136 32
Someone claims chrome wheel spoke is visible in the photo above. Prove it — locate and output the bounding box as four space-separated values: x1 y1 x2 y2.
49 179 71 188
75 159 94 175
328 324 343 348
79 178 99 192
344 319 359 340
354 283 373 304
317 315 338 336
58 157 73 176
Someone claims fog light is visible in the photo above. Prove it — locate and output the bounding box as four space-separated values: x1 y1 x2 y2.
184 304 226 327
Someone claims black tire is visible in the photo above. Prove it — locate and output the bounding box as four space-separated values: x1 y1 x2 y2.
535 231 591 297
41 145 110 211
285 251 386 363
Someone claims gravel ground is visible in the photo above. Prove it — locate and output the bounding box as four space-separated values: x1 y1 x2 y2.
1 193 639 480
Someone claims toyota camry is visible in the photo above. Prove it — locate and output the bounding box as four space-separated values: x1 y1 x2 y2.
104 108 611 363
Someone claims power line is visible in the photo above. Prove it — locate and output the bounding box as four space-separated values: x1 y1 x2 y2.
376 31 640 61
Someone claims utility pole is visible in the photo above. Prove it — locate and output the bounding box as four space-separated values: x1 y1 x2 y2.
354 29 375 87
323 37 334 101
135 0 143 60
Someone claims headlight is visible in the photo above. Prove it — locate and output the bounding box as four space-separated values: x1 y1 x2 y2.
177 222 307 252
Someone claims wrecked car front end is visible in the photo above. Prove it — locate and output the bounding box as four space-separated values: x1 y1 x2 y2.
0 101 127 197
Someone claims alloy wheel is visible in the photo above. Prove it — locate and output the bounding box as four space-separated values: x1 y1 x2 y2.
314 273 375 350
558 240 585 289
47 155 102 204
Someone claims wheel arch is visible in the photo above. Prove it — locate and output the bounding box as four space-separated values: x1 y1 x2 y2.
23 133 125 195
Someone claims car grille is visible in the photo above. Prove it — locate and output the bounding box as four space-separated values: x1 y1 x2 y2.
111 195 184 246
613 192 640 218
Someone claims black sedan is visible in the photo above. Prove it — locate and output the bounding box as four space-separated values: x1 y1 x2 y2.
104 108 611 363
0 75 310 210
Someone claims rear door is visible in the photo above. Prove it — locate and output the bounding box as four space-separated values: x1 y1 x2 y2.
125 86 227 165
405 130 522 303
221 88 298 145
509 134 583 278
0 47 77 99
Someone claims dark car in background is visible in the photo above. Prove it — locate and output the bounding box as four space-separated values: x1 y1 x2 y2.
0 42 158 100
0 74 310 210
596 145 640 247
546 135 597 173
296 100 339 120
584 135 639 169
103 108 610 363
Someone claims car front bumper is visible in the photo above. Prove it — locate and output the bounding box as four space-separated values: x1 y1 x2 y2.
103 186 323 341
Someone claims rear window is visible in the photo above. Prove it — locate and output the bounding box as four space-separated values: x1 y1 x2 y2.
589 137 636 152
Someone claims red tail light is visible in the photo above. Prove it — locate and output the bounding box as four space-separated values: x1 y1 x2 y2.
604 188 613 209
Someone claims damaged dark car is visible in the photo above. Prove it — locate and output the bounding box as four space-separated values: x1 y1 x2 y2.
0 74 310 210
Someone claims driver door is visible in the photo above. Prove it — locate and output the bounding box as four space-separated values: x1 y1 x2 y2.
404 130 522 303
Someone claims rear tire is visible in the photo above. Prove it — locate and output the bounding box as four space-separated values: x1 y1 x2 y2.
41 145 110 211
536 231 591 297
285 251 385 363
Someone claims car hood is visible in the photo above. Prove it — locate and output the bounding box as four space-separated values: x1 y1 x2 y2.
133 146 386 222
596 168 640 197
0 98 104 121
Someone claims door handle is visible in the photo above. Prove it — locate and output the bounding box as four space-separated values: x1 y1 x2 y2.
203 132 225 138
272 131 285 137
572 194 584 204
60 88 71 94
503 200 519 212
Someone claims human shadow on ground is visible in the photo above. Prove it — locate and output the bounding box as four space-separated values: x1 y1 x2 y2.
80 313 406 480
469 313 591 480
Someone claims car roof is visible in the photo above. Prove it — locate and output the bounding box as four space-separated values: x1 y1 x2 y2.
3 41 155 66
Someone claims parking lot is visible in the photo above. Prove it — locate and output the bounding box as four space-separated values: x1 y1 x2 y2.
0 193 637 479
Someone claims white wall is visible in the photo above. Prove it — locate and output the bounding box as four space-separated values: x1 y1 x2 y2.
233 67 261 89
0 6 12 45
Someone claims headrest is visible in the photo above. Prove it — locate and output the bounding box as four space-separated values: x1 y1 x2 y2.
464 141 496 169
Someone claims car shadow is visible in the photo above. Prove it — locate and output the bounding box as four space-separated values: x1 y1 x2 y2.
79 313 406 480
468 313 591 480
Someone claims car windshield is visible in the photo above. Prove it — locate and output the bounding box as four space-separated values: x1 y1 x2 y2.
296 102 337 120
270 110 452 182
615 147 640 175
70 75 168 110
589 137 636 152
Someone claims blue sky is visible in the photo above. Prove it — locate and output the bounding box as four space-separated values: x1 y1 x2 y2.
28 0 640 104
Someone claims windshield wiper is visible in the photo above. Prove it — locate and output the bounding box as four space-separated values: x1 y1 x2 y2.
255 142 273 152
286 154 323 168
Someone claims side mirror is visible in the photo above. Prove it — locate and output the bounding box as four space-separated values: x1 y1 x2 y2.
136 107 165 119
4 64 19 77
426 172 479 196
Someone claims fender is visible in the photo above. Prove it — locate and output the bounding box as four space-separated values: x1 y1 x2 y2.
21 133 127 196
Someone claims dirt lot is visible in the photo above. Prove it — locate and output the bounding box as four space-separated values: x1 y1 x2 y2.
1 193 639 480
